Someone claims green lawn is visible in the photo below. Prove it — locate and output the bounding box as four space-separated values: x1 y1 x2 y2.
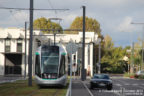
0 80 68 96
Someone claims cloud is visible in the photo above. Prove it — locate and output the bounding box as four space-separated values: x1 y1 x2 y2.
9 11 29 22
117 16 135 32
61 14 78 28
0 0 144 47
0 0 9 3
93 0 127 6
0 11 29 27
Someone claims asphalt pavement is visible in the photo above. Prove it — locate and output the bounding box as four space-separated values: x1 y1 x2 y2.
0 76 25 84
72 77 144 96
85 77 144 96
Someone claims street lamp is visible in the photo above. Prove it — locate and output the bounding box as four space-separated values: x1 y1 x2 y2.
131 22 144 71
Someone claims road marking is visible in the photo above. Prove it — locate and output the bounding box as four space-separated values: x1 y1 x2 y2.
135 85 144 89
113 90 122 96
125 84 130 86
82 81 94 96
115 84 122 86
133 84 138 86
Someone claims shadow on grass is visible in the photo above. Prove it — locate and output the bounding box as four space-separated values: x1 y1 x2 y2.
38 82 69 89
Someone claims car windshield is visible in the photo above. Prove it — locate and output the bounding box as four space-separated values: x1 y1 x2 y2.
93 74 109 79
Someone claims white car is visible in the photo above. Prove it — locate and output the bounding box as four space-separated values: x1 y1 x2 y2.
136 70 144 76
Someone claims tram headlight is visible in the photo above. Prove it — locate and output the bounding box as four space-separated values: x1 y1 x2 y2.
48 74 51 78
44 73 47 78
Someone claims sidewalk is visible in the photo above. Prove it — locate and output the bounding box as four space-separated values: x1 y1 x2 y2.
72 78 91 96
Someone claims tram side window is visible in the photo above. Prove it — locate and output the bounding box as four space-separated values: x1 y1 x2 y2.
35 55 41 77
59 56 65 77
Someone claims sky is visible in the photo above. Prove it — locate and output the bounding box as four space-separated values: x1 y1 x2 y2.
0 0 144 47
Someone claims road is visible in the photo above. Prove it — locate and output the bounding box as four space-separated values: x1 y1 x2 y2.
83 77 144 96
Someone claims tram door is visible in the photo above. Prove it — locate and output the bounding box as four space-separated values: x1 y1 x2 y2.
5 54 22 75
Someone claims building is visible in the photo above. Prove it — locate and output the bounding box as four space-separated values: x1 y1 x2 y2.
0 28 42 76
0 28 98 77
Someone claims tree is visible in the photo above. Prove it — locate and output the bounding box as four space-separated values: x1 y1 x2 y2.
101 35 113 73
103 35 114 50
100 35 129 73
101 46 128 73
67 16 101 35
33 17 63 34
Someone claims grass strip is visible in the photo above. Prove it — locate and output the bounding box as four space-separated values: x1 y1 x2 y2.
0 80 68 96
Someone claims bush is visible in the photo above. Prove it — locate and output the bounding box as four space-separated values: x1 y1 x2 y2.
137 75 144 79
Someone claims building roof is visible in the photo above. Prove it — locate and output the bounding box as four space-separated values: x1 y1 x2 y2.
0 28 42 39
0 28 99 44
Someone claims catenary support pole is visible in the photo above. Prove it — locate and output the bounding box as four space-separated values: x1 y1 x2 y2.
54 33 56 46
142 26 144 71
28 0 33 86
81 6 86 81
24 22 27 79
98 41 101 74
141 37 143 71
69 43 72 96
131 42 134 73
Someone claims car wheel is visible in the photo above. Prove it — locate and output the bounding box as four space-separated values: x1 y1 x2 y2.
90 85 93 89
107 85 112 90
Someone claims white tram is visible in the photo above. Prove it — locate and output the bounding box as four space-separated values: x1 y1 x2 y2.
34 44 68 87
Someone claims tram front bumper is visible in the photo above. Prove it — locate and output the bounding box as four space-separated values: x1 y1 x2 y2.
34 75 67 86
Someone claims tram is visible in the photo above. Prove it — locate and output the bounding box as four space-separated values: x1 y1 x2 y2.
34 44 68 87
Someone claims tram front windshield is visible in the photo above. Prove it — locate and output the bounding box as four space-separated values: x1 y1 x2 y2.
41 47 59 74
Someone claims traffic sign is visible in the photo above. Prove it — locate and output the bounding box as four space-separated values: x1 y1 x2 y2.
66 40 78 54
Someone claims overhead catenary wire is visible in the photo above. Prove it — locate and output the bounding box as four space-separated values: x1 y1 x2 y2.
47 0 57 13
9 10 24 26
47 0 57 18
0 7 69 11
